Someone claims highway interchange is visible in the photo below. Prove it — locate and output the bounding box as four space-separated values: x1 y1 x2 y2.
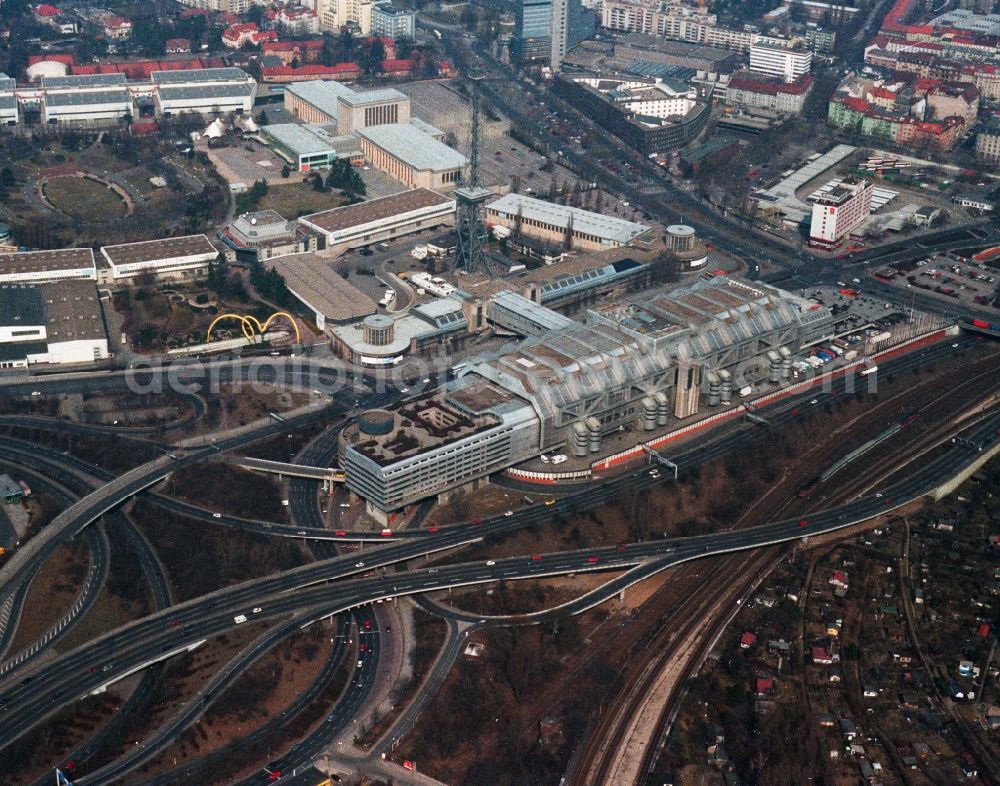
0 330 997 783
1 34 999 778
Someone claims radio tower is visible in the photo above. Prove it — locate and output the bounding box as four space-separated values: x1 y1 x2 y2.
453 70 493 275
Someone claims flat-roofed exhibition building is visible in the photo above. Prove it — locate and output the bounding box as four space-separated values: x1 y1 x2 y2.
340 276 835 518
355 123 466 190
40 73 132 123
98 234 218 284
0 248 97 284
297 188 456 253
486 193 651 250
266 252 376 330
0 280 109 369
152 67 256 115
282 79 410 129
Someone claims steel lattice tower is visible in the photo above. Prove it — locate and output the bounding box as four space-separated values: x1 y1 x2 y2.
453 71 493 275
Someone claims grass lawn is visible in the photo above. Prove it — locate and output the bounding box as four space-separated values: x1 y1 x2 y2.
257 180 346 218
43 175 129 221
9 541 87 654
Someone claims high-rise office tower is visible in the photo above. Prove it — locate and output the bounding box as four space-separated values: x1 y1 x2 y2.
550 0 595 70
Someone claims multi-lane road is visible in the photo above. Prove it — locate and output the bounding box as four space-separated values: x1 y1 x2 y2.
0 342 997 777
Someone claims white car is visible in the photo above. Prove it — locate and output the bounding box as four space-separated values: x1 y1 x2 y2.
504 510 514 517
252 607 262 614
355 561 365 568
212 512 222 519
486 560 496 566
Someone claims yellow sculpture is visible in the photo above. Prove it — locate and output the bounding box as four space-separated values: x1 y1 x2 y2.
206 311 301 344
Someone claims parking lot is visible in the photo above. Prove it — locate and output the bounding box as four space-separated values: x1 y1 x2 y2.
873 249 1000 312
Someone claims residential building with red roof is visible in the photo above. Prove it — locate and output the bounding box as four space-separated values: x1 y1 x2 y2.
380 59 413 78
262 39 325 65
103 16 132 40
28 53 74 66
222 23 278 48
275 6 319 35
261 62 361 83
33 3 76 33
33 3 60 19
724 71 813 115
827 72 973 151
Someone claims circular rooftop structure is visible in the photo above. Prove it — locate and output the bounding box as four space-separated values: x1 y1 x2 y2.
666 224 696 253
358 409 395 436
26 60 68 80
363 314 395 347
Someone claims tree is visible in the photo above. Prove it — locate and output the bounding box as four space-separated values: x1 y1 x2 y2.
395 36 415 59
325 158 366 197
235 179 268 213
460 4 478 32
336 29 355 63
247 5 265 26
363 37 386 74
207 254 228 293
258 109 269 126
249 260 292 307
281 164 291 178
321 31 339 66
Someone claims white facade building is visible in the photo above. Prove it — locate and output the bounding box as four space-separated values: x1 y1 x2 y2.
0 281 109 369
749 44 812 83
809 178 873 248
0 74 17 125
601 0 790 53
317 0 374 34
175 0 252 13
275 7 321 35
99 235 218 284
152 68 256 116
298 188 456 250
41 74 132 124
0 249 97 284
371 3 415 38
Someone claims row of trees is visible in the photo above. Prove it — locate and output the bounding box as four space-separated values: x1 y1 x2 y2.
311 159 366 199
249 258 292 308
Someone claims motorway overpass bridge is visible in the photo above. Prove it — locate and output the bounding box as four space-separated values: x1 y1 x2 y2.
1 407 998 766
961 320 1000 339
228 456 346 484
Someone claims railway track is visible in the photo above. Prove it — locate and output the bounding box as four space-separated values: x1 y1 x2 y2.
570 354 1000 786
572 547 778 786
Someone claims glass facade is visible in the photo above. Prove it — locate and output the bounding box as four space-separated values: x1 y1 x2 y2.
515 0 552 62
